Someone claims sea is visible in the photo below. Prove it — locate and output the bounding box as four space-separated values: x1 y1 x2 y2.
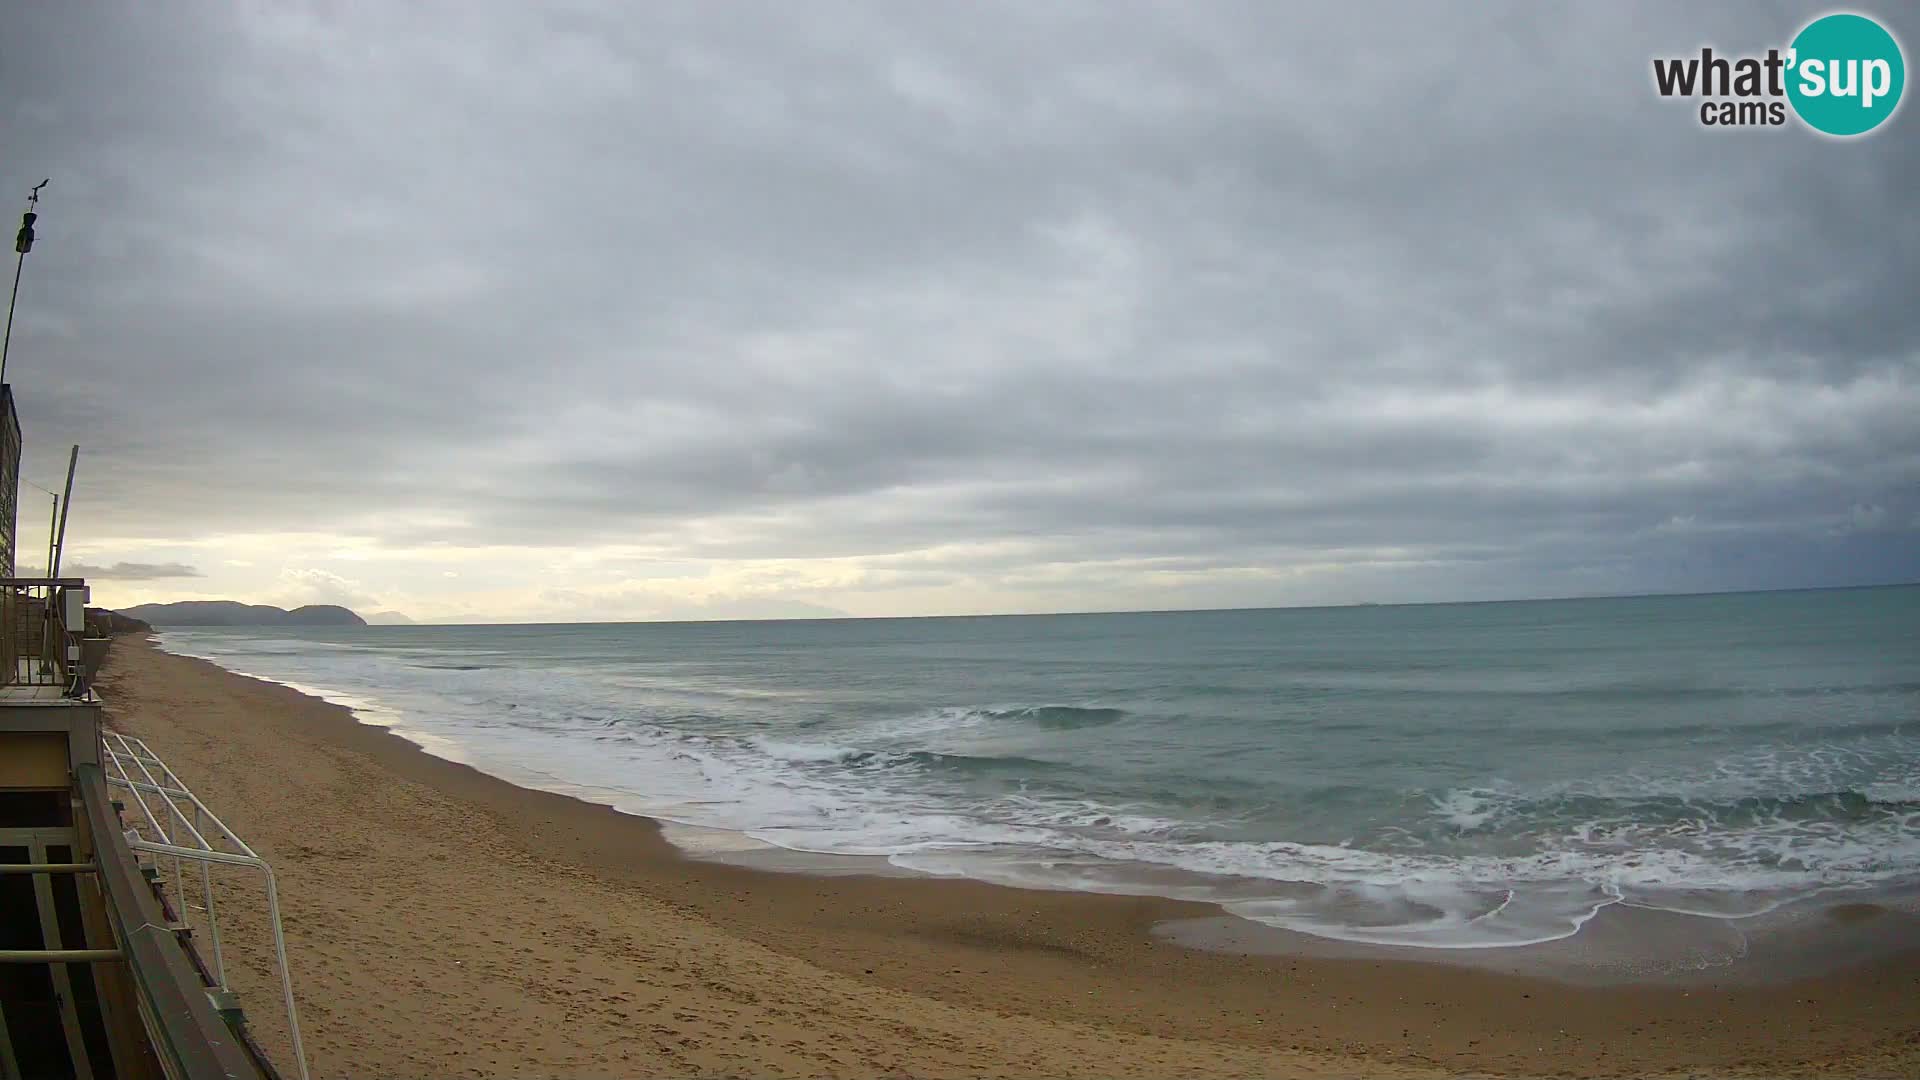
153 585 1920 951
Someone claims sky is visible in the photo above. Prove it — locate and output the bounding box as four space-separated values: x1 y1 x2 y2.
1 1 1915 623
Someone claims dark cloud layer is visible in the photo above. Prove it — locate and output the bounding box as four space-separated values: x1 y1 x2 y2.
1 1 1915 616
62 561 202 581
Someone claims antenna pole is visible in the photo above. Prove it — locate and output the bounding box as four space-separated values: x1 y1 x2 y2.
46 493 57 577
1 252 23 388
51 445 76 579
2 180 49 388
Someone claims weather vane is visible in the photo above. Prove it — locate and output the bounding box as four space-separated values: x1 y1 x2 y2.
16 179 48 251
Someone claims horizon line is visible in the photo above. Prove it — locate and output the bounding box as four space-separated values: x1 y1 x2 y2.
124 579 1919 630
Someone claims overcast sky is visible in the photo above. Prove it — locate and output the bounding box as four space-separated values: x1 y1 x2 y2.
2 2 1914 622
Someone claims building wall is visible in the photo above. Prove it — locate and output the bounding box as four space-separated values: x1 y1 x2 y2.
0 384 19 577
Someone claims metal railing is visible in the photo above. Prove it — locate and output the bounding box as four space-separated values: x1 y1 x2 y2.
0 576 89 695
101 731 311 1080
74 765 268 1079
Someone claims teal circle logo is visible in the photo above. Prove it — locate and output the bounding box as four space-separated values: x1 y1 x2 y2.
1787 13 1905 136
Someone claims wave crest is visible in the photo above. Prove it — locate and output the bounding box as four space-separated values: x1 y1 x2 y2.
978 705 1126 729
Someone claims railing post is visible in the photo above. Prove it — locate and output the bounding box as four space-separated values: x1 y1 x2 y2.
195 802 227 990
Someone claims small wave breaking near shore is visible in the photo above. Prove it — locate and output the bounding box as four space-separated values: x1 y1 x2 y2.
151 587 1920 949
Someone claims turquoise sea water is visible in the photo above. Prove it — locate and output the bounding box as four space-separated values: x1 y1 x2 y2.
156 586 1920 949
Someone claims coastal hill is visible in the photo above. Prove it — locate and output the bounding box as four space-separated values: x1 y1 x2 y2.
118 601 368 627
86 608 153 635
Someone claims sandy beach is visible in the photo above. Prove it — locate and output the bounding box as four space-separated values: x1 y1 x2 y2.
94 636 1920 1079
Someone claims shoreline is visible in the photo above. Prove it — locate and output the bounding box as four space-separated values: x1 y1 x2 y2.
98 636 1920 1078
148 631 1920 985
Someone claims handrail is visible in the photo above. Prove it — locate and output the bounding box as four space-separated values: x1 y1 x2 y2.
0 948 123 963
102 731 311 1080
75 764 262 1078
0 575 91 695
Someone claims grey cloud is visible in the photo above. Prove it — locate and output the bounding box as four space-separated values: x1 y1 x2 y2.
63 561 203 580
2 0 1916 611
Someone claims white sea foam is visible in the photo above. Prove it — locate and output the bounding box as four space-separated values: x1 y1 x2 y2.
1430 788 1501 831
150 620 1920 951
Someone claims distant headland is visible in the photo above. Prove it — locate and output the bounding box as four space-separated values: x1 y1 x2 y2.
117 601 368 627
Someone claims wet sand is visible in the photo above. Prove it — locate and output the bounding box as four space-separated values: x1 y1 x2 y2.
97 636 1920 1078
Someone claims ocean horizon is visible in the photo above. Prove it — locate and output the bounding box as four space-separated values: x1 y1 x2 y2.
154 583 1920 951
330 580 1920 629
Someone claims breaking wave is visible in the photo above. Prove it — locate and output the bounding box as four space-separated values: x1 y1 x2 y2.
151 593 1920 950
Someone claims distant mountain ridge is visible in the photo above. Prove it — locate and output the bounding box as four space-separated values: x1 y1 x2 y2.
118 601 367 627
86 608 153 635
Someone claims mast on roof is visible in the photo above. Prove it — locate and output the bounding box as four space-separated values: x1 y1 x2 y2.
51 445 76 579
1 179 49 388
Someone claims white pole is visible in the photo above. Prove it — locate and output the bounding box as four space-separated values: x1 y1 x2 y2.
51 445 76 578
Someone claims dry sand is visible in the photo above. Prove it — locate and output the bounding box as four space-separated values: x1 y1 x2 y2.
96 637 1920 1079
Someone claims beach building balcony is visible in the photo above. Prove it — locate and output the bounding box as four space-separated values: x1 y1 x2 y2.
1 574 295 1079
